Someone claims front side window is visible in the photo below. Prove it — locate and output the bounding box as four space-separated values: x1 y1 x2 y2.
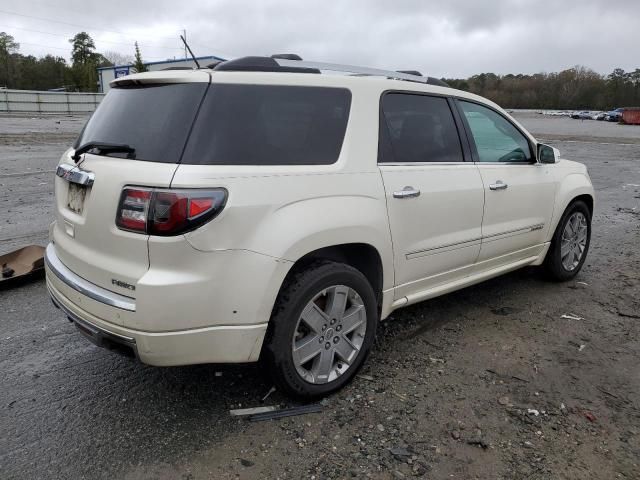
182 84 351 165
379 93 464 163
459 101 532 163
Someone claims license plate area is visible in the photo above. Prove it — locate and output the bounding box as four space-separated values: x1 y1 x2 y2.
67 182 87 214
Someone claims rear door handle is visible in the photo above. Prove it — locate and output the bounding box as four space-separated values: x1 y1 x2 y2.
489 181 508 191
393 186 421 199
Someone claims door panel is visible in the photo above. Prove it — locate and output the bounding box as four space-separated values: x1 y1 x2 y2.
378 93 485 299
455 100 557 268
475 164 556 265
380 165 485 298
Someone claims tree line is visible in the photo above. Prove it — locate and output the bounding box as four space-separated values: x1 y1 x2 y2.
0 31 146 92
444 66 640 110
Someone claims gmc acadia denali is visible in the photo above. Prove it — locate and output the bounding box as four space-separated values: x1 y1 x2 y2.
46 56 594 398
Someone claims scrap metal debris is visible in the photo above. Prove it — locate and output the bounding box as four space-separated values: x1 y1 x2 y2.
230 406 278 416
466 437 489 449
261 386 276 402
389 446 412 459
249 403 322 422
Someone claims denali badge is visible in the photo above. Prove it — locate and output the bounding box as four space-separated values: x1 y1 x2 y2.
112 279 136 291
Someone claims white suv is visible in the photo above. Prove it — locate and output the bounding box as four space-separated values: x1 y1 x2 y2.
46 56 594 398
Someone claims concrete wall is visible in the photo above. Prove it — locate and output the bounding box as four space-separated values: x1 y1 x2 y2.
0 89 104 114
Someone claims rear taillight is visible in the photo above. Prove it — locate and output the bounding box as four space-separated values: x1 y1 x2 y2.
116 187 227 236
117 189 151 232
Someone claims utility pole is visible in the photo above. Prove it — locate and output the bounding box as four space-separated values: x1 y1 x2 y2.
183 29 187 59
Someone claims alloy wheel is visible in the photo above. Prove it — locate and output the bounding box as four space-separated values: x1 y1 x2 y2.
291 285 367 384
560 212 588 271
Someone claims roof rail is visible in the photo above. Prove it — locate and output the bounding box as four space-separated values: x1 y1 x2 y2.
397 70 422 76
271 53 303 61
214 56 320 74
275 59 447 86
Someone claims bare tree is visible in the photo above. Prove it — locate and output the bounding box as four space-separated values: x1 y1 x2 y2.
103 50 134 66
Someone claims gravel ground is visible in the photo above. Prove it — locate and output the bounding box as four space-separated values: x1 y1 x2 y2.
0 112 639 479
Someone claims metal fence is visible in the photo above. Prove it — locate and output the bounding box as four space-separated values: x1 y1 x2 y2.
0 89 104 114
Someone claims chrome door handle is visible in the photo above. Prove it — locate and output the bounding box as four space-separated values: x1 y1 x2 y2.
393 186 421 199
489 181 508 191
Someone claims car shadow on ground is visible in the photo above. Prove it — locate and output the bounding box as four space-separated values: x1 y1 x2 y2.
374 266 550 343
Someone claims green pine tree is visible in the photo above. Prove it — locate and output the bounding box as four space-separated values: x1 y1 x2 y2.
133 42 147 73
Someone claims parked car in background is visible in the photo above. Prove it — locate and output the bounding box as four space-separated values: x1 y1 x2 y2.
570 111 593 119
605 108 624 122
594 112 606 120
45 56 595 398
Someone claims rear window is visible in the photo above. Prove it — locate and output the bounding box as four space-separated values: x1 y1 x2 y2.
182 84 351 165
75 83 208 163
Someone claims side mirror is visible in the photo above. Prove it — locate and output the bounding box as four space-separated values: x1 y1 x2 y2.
538 143 560 164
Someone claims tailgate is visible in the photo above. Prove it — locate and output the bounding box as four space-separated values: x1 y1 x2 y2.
52 153 177 296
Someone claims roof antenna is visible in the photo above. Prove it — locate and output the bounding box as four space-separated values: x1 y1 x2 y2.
179 34 200 69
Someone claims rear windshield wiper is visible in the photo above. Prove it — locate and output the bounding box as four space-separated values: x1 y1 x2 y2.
72 141 136 162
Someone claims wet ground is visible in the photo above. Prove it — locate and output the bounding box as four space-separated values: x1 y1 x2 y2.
1 113 639 479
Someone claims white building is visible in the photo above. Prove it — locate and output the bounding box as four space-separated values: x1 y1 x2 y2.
97 55 225 93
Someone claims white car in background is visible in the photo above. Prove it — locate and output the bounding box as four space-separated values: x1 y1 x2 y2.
46 56 594 398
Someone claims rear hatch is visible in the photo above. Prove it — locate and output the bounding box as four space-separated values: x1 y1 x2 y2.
52 73 210 295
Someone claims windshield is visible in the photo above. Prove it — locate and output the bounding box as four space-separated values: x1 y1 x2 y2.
75 83 208 163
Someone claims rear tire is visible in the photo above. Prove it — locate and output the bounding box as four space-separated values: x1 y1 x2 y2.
262 261 378 399
544 200 591 281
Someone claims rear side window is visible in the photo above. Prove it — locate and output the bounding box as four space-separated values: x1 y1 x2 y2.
75 83 208 163
459 101 532 163
379 93 464 163
182 84 351 165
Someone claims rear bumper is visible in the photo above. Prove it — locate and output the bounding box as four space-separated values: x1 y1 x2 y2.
45 244 270 365
50 291 139 359
47 278 267 365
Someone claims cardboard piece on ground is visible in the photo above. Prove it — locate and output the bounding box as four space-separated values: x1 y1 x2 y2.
0 245 46 288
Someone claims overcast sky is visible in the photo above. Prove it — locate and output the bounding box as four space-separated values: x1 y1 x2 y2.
1 0 639 78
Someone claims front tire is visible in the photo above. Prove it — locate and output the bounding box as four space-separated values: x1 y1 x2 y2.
262 261 378 399
544 200 591 281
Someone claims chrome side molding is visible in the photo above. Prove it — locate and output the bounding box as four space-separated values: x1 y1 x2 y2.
56 164 95 187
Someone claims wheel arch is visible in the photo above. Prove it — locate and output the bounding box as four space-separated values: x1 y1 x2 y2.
282 242 385 305
548 174 594 241
573 193 594 216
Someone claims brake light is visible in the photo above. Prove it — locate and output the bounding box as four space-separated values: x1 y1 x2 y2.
188 197 214 217
116 188 227 236
117 189 151 232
